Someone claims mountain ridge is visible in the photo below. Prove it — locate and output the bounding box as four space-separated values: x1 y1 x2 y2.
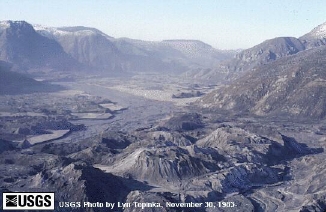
0 20 234 75
33 23 234 74
300 22 326 49
0 20 82 74
199 45 326 119
186 36 307 82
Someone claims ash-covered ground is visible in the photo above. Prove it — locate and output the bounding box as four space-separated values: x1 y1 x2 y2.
1 74 325 212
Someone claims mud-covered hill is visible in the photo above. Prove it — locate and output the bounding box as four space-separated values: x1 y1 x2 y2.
0 60 62 94
0 108 325 212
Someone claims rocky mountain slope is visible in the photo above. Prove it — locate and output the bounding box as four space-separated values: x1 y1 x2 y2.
0 21 80 74
225 37 305 77
119 39 234 68
34 24 234 74
0 20 235 76
199 45 326 119
35 25 123 73
300 22 326 49
187 37 306 82
192 22 326 83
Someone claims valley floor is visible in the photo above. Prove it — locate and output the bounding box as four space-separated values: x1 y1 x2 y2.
0 74 325 212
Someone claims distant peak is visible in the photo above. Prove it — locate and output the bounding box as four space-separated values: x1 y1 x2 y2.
163 39 208 45
162 39 212 48
0 20 35 33
163 39 203 43
0 20 30 27
0 21 10 28
305 21 326 38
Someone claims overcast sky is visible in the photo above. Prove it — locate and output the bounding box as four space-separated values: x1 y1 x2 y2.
0 0 325 49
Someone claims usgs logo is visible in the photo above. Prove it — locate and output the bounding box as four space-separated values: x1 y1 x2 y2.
2 192 54 210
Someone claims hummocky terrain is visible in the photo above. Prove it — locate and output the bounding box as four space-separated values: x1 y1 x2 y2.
0 60 62 95
1 20 326 212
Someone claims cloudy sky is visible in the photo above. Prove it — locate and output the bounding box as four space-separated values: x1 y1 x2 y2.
0 0 325 49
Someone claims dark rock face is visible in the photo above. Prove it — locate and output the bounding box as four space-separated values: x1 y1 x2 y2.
0 139 15 153
101 131 132 149
172 91 204 99
162 113 204 131
200 46 326 119
281 134 323 156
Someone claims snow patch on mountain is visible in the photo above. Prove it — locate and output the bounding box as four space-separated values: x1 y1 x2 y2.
33 25 69 39
0 21 11 28
305 22 326 38
34 25 113 40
